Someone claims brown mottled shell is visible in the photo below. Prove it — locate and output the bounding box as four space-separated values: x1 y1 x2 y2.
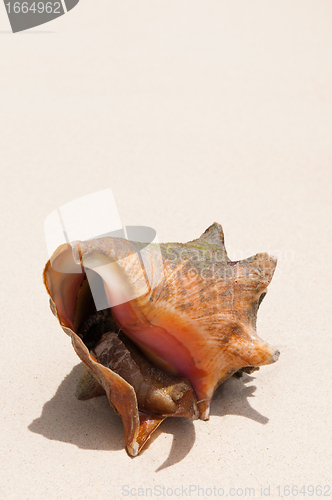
43 222 279 456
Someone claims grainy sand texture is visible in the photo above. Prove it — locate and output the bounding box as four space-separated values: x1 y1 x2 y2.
1 1 331 499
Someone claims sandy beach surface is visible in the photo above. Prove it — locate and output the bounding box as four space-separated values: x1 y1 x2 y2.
1 1 331 499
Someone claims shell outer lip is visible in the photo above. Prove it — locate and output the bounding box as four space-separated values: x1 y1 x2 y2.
46 294 198 456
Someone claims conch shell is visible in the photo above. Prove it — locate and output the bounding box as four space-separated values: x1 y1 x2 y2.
43 222 279 456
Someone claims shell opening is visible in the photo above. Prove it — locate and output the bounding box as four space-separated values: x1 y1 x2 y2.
62 268 198 419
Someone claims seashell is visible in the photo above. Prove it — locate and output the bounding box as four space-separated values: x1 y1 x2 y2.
43 222 279 456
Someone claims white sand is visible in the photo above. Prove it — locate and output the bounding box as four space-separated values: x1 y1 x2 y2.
1 1 331 499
